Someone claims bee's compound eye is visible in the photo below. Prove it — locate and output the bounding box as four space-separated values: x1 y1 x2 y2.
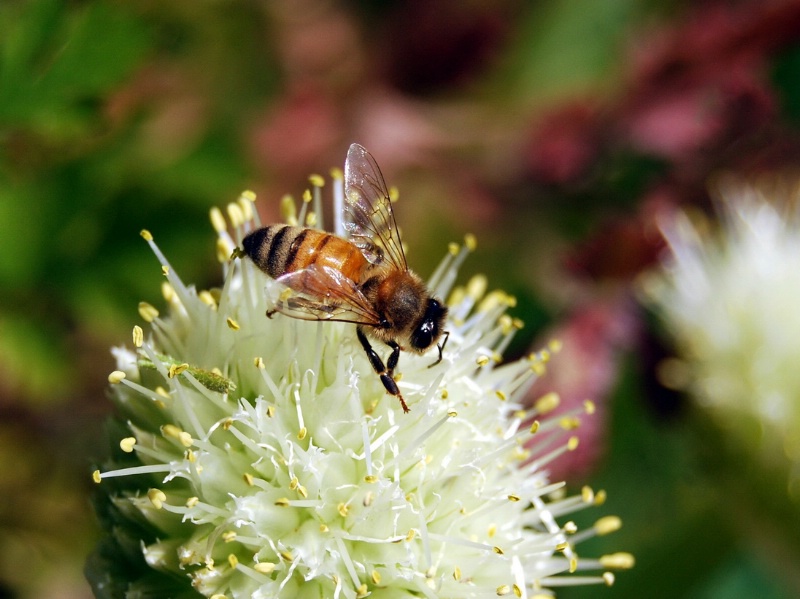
411 322 434 351
410 298 446 351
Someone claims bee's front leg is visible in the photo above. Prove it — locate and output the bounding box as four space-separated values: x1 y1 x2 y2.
357 328 409 413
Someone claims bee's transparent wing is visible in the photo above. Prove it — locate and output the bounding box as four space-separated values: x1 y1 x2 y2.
343 143 408 271
271 264 383 326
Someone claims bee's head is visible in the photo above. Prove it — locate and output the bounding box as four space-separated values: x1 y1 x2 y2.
409 298 447 352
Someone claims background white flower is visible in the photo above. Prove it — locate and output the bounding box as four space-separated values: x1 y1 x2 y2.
88 177 630 598
645 178 800 475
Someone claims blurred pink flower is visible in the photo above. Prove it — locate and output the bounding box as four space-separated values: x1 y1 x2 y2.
527 296 640 481
527 102 601 185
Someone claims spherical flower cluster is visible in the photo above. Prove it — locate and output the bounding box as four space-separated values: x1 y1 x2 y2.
645 180 800 475
88 171 630 598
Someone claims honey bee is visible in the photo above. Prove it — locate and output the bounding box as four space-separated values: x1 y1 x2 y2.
240 143 448 412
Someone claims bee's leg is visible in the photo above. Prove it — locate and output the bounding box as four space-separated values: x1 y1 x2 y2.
357 328 409 413
428 331 449 368
386 341 401 376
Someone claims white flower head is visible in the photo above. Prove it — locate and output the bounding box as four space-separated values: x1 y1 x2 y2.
89 166 630 598
645 177 800 472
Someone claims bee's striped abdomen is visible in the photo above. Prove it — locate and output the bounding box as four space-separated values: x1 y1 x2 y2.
242 225 368 282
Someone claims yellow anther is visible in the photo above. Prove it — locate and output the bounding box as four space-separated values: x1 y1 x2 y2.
92 470 102 483
603 572 615 586
161 282 175 302
476 355 490 367
453 566 462 581
131 325 144 348
138 302 159 322
161 265 169 277
281 194 297 222
209 207 227 233
389 185 399 202
148 488 166 509
274 498 290 507
302 189 312 203
140 229 153 241
305 211 317 227
240 189 257 203
199 290 217 309
448 242 460 256
155 386 169 398
600 552 635 569
356 583 369 598
297 485 308 498
548 338 563 353
584 399 596 414
447 410 458 418
168 363 189 378
309 174 325 187
226 203 244 228
222 531 237 543
581 486 595 503
567 436 579 450
186 496 199 507
227 554 239 568
338 502 349 517
495 390 507 401
529 420 540 434
563 521 578 534
499 315 514 334
371 570 381 585
559 416 581 430
364 475 378 484
530 360 546 376
478 290 508 313
507 494 520 502
594 489 607 505
319 524 329 533
108 371 126 384
266 405 275 418
237 196 253 221
464 233 477 251
405 529 416 542
120 437 136 452
447 285 465 306
254 562 275 574
330 167 343 180
467 275 487 300
513 584 522 598
569 556 578 573
534 392 560 414
595 515 622 535
555 541 569 552
497 585 511 596
488 524 497 538
279 551 293 562
492 546 504 555
441 389 449 399
297 427 307 440
226 317 240 330
254 356 265 368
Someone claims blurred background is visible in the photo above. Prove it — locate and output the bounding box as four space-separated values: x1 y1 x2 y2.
3 0 800 597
